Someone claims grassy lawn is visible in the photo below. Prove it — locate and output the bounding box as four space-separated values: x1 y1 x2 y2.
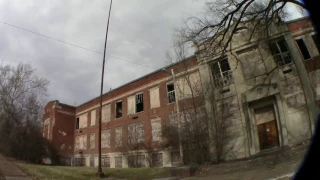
16 163 171 180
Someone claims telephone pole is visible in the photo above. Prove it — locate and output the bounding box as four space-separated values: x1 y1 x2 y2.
97 0 113 177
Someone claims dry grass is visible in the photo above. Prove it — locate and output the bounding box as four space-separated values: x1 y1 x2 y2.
16 163 171 180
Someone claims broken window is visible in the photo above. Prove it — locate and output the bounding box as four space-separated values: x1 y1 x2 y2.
312 34 320 52
211 59 233 88
115 127 122 147
76 118 79 129
77 113 88 129
167 83 176 103
136 93 144 113
296 38 311 60
115 101 122 118
150 87 160 109
270 39 292 66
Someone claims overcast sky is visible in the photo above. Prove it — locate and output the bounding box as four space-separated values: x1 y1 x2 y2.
0 0 302 106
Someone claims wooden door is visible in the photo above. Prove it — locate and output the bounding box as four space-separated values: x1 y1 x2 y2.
255 106 279 150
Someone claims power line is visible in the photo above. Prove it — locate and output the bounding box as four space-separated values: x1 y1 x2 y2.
0 20 159 69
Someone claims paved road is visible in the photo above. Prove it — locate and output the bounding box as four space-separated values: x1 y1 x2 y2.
0 155 31 180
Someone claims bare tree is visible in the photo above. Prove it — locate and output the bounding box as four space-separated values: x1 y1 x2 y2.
178 0 305 58
162 39 241 164
0 62 54 163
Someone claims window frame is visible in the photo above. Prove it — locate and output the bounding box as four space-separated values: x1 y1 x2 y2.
135 92 144 113
149 86 160 109
210 58 233 88
269 39 293 66
115 100 123 119
166 82 176 104
295 38 311 60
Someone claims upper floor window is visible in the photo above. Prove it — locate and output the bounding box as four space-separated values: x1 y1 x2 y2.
75 134 87 151
128 93 144 115
150 87 160 109
269 39 292 66
312 34 320 53
210 59 233 88
101 130 111 148
102 104 111 123
128 122 144 145
115 127 122 147
90 110 96 126
296 38 311 60
167 83 176 103
76 113 88 129
115 101 122 118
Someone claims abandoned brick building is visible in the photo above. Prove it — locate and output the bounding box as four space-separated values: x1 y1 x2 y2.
42 17 320 167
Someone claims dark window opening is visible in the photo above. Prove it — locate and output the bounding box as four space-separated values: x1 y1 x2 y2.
136 93 144 113
211 59 233 87
76 117 79 129
296 38 311 60
167 83 175 103
102 157 110 167
312 34 320 52
116 101 122 118
269 39 292 66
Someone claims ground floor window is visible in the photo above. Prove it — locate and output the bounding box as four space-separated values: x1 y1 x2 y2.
115 156 122 168
152 153 163 167
74 158 86 166
101 157 110 167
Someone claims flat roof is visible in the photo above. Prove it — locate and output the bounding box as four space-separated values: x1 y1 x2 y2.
76 55 196 108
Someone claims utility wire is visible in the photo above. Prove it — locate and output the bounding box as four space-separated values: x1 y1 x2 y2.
0 20 159 69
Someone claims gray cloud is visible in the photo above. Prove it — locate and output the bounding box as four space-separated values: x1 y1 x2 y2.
0 0 302 106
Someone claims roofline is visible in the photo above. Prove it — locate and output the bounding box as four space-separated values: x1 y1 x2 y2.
60 103 76 108
285 16 309 24
76 55 197 108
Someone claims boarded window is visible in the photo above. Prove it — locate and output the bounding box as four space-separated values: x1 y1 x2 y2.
127 95 136 115
102 104 111 123
176 71 202 99
115 157 122 168
75 135 87 150
296 38 311 60
150 87 160 109
101 130 110 148
101 157 110 167
78 113 88 129
152 153 163 167
115 127 122 147
91 110 96 126
115 101 122 118
90 133 95 149
128 122 144 145
151 118 162 141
